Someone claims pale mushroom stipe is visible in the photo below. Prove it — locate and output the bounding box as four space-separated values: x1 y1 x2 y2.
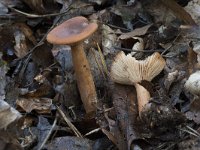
110 51 166 114
47 16 98 115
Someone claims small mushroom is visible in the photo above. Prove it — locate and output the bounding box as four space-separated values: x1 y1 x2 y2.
47 16 98 115
110 51 166 114
185 71 200 96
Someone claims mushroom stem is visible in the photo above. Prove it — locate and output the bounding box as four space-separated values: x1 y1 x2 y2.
71 43 97 114
134 83 151 114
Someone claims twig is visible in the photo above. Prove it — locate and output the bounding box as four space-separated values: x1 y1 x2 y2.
84 128 101 137
37 116 58 150
97 20 131 31
161 31 181 56
56 105 83 138
91 48 106 79
114 46 164 53
177 127 200 138
186 125 200 137
8 3 93 18
96 43 109 77
9 7 72 18
16 13 62 81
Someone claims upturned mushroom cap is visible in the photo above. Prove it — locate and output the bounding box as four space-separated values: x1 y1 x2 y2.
47 16 98 45
110 51 166 84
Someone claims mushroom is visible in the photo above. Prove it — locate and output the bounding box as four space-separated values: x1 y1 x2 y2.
47 16 98 115
185 71 200 96
110 51 166 114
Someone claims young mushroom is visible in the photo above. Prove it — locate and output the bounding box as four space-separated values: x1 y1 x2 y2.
110 51 166 114
47 16 98 115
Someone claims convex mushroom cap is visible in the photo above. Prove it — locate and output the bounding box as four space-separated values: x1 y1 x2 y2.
111 51 166 84
185 71 200 96
47 16 98 45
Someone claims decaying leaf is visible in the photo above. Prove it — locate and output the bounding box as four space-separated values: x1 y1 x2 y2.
102 24 118 55
131 37 144 55
14 29 29 58
22 0 46 14
184 0 200 25
0 52 20 129
161 0 196 25
44 136 94 150
118 24 152 40
112 83 141 149
0 100 21 129
16 97 52 113
0 130 22 150
14 23 36 45
186 98 200 124
0 2 8 15
0 53 8 100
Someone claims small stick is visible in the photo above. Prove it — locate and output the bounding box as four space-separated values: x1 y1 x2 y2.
91 48 106 79
37 116 58 150
186 125 200 137
56 105 83 138
161 31 181 56
96 43 109 76
9 7 72 18
84 128 101 137
114 46 164 53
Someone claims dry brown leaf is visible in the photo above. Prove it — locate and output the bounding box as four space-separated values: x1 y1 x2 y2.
186 98 200 124
185 0 200 25
14 29 29 58
14 23 36 45
118 24 152 40
16 97 52 113
161 0 196 25
22 0 46 14
102 24 118 55
0 100 21 129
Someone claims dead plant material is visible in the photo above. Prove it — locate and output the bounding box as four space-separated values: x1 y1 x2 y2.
118 24 152 40
161 0 197 26
112 83 141 149
187 45 198 74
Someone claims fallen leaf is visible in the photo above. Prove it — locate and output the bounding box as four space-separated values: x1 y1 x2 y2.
0 130 22 150
16 97 52 113
44 136 94 150
185 0 200 25
22 0 46 14
161 0 196 25
131 37 144 55
186 97 200 124
102 24 118 55
118 24 152 40
0 2 8 15
0 100 21 129
13 29 29 58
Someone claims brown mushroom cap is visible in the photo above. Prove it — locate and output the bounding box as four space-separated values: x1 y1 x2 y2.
47 16 98 45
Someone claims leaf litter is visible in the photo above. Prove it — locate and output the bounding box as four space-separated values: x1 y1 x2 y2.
0 0 200 150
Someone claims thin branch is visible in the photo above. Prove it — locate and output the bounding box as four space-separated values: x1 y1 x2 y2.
96 43 109 77
91 48 106 79
161 31 181 55
114 46 164 53
37 116 58 150
56 105 83 138
8 6 72 18
84 128 101 137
